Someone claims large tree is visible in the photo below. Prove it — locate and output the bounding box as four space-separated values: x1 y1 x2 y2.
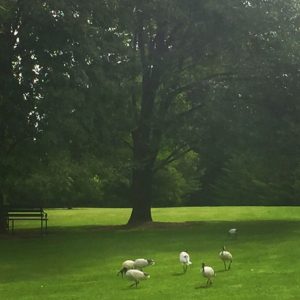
0 0 116 230
1 0 299 230
120 0 245 224
0 0 40 231
117 0 300 224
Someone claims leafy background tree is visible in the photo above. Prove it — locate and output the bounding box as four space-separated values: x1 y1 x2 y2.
0 0 299 230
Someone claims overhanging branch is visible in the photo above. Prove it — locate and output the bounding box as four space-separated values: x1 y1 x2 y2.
153 145 191 173
166 71 237 98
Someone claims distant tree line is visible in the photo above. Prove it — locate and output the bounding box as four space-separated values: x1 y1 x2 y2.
1 0 299 229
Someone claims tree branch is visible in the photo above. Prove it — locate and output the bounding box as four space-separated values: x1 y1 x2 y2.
166 71 237 98
122 138 133 150
153 145 191 173
136 12 146 71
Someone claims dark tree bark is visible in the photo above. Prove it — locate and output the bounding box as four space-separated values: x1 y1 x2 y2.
128 159 154 224
127 9 165 224
127 77 160 224
0 196 8 233
124 0 196 224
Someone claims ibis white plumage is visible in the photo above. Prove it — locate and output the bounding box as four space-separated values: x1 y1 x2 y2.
179 251 192 273
125 269 150 287
117 259 135 277
201 263 215 287
219 246 233 271
134 258 155 270
228 228 237 236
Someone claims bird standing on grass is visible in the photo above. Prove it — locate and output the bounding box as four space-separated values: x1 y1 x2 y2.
228 228 237 238
117 260 135 277
125 269 150 288
219 246 233 271
179 251 192 273
134 258 155 270
201 263 215 287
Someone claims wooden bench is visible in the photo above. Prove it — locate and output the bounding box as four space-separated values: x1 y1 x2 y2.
7 208 48 233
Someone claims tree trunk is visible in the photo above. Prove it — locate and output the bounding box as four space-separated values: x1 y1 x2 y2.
127 125 156 225
0 196 8 233
127 166 154 225
127 12 166 225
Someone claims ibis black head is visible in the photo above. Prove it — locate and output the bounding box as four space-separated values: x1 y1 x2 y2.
143 272 149 276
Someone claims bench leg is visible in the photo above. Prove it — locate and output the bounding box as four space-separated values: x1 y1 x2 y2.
41 219 48 234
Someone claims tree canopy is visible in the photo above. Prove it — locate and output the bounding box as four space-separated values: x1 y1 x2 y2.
0 0 299 229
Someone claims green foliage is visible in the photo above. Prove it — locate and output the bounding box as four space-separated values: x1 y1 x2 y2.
7 152 102 207
0 0 133 211
9 150 132 208
153 151 200 206
0 0 300 215
212 151 297 205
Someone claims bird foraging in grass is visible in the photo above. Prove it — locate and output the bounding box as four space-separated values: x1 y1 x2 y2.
117 260 135 277
125 269 150 288
201 263 215 287
179 251 192 273
134 258 155 270
219 246 233 271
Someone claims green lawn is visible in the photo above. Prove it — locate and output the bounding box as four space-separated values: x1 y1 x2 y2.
0 207 299 300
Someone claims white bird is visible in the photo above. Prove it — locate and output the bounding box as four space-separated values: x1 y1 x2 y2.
134 258 155 270
228 228 237 237
219 246 233 271
117 260 135 277
201 263 215 287
179 251 192 273
125 269 150 287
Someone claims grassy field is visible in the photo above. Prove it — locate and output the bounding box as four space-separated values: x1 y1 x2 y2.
0 207 299 300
